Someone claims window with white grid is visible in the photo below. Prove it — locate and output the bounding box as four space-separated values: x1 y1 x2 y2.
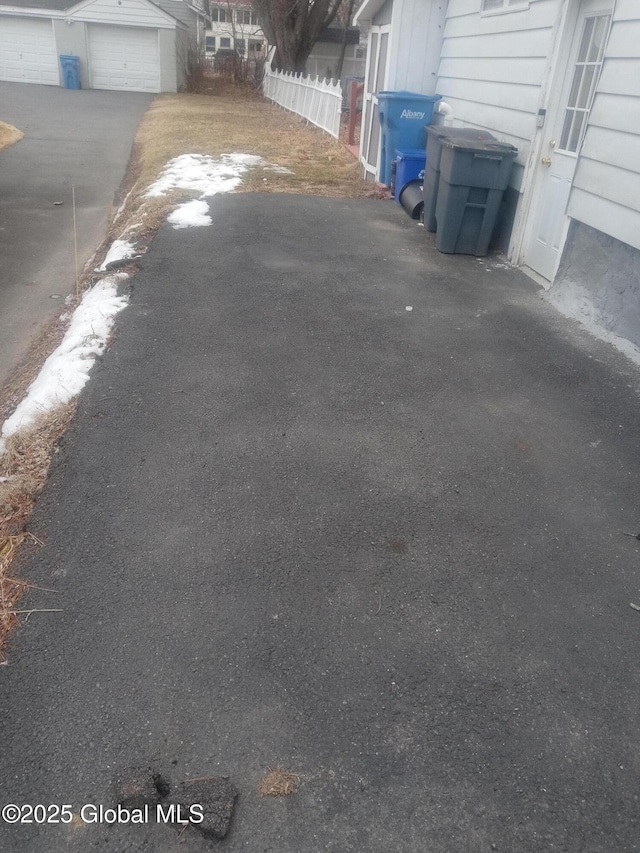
558 14 611 153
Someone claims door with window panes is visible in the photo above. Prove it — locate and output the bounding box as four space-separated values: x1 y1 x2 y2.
524 0 612 281
361 25 390 181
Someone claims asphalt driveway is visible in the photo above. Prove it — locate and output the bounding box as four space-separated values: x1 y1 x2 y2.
1 194 640 852
0 82 152 390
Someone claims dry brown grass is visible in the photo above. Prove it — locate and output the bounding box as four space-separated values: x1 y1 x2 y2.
0 121 24 152
106 84 376 254
0 405 75 656
258 768 300 797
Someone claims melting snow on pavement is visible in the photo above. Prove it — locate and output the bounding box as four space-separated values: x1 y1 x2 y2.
146 152 273 229
0 152 274 456
167 198 212 229
0 277 129 455
96 238 138 271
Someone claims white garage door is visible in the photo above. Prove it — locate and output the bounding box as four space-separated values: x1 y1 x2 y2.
0 16 59 85
88 25 160 93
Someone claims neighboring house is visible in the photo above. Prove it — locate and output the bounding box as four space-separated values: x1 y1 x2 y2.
205 4 364 81
354 0 640 315
204 0 264 60
0 0 207 92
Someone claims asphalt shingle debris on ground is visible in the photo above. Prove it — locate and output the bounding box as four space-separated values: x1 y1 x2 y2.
114 767 238 839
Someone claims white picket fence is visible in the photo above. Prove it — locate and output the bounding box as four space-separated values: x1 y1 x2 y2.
263 66 342 139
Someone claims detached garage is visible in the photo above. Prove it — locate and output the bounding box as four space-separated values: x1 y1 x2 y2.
0 0 205 92
0 16 58 85
88 24 160 92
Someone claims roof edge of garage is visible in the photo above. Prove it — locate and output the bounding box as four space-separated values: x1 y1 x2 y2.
66 0 183 26
0 4 67 13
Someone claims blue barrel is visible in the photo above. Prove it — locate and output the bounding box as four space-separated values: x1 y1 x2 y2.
377 91 441 186
59 55 80 90
394 148 426 203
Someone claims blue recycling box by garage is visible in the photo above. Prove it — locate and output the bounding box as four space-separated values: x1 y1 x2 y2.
377 91 441 186
394 148 426 203
59 54 80 90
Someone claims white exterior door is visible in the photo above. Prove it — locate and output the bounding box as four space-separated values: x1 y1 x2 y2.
0 16 59 85
360 24 390 181
523 0 612 282
88 25 160 93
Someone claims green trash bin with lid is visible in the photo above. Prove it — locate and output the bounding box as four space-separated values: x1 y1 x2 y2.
424 126 495 233
435 137 517 256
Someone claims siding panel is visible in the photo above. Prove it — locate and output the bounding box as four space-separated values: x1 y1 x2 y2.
438 56 547 84
567 11 640 249
437 76 541 112
440 27 552 57
444 0 555 37
611 0 639 22
568 189 640 252
431 96 536 144
597 58 640 97
572 160 640 216
579 126 640 174
436 0 555 190
605 20 640 57
588 93 640 136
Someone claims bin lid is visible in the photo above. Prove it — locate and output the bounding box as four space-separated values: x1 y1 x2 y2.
377 90 442 102
395 148 427 159
440 137 518 156
425 126 495 143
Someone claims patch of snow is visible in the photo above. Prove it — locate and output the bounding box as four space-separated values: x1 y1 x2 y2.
145 153 264 199
167 199 212 229
113 187 134 223
0 277 129 455
0 476 11 483
96 239 138 272
544 281 640 368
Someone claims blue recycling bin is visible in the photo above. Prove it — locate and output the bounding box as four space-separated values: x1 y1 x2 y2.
377 91 441 186
393 148 426 203
59 55 80 90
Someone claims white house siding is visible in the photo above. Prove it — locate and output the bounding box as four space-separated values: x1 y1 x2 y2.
567 0 640 252
392 0 445 94
436 0 561 190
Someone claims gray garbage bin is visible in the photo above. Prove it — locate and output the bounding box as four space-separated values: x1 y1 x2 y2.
435 137 517 257
424 126 495 232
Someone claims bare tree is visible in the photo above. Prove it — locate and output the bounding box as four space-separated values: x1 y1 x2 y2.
253 0 343 73
334 0 357 81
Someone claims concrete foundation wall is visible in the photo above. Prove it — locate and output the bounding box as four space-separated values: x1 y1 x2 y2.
552 220 640 348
